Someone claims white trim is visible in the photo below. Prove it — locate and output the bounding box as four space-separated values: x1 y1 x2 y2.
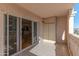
20 18 22 51
7 14 9 56
32 21 38 44
17 18 19 51
1 11 6 56
35 22 38 43
37 22 39 42
32 21 34 44
3 13 5 56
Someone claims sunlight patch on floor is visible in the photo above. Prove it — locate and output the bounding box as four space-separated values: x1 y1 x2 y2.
29 38 56 56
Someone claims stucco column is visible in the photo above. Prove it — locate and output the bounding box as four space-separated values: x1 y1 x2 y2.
68 9 77 34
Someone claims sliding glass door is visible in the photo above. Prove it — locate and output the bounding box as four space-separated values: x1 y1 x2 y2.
4 14 38 56
8 15 17 55
4 15 18 56
22 19 32 49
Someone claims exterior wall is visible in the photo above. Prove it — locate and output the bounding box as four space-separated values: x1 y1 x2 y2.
56 16 67 43
42 17 56 42
41 16 67 44
68 34 79 55
69 17 74 34
68 9 75 34
0 4 42 56
66 9 77 55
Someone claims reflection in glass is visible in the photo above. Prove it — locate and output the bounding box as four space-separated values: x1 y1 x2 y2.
4 15 35 56
33 22 37 43
22 19 32 49
9 15 17 55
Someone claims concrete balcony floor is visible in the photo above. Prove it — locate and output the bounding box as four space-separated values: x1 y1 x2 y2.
17 40 69 56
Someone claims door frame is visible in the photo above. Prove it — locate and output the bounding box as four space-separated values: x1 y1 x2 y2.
32 21 38 44
3 12 38 56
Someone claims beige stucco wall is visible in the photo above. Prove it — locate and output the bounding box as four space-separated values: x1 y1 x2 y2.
68 9 75 34
0 3 69 56
41 16 67 44
0 4 42 56
42 17 56 42
68 34 79 56
66 9 78 56
56 16 67 43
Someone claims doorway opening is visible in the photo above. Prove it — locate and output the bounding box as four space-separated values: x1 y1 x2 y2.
22 19 32 49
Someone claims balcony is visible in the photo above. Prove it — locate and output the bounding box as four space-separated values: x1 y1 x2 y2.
0 3 79 56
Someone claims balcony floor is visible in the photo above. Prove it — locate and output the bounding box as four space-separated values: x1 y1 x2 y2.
17 40 70 56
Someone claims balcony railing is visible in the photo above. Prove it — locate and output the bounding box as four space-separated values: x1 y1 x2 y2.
67 34 79 56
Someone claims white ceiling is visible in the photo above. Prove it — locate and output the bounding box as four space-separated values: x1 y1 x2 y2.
18 3 73 18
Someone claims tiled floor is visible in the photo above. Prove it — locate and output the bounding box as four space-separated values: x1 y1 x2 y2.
29 40 56 56
17 41 69 56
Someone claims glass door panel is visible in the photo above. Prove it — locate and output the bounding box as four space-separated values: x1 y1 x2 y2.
9 15 17 55
4 14 34 55
33 22 37 43
22 19 32 49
